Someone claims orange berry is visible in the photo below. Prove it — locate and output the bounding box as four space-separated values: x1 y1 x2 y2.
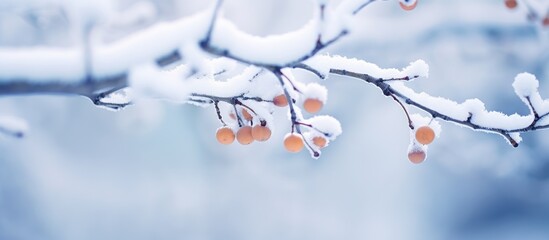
504 0 517 9
229 112 236 120
216 127 235 145
543 16 549 26
241 108 253 121
312 136 327 148
415 126 435 145
273 94 289 107
284 133 304 153
236 126 254 145
303 98 323 113
399 0 417 11
408 149 426 164
252 125 272 142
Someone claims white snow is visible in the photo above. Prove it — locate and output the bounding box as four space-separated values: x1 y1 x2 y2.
0 48 85 81
402 59 429 78
209 57 238 76
509 132 523 145
391 82 469 120
211 14 321 66
0 10 212 81
188 66 264 98
392 80 539 131
304 115 342 140
107 1 157 29
304 55 426 80
462 98 486 116
100 89 133 104
129 63 192 102
512 72 539 98
179 43 209 75
0 115 29 137
280 68 304 101
303 82 328 103
93 11 211 77
242 100 275 131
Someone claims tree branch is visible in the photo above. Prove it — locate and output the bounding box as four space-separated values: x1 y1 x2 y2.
0 0 546 157
328 67 549 147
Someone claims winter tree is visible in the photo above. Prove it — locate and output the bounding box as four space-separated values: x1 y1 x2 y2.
1 0 549 239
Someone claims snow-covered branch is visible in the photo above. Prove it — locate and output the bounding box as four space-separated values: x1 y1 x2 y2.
314 55 548 148
0 116 28 138
0 0 546 161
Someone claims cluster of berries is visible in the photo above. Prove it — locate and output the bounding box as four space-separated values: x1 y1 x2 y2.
408 125 436 164
214 93 328 154
504 0 549 26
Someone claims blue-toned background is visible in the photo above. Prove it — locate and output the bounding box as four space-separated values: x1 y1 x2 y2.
1 0 548 239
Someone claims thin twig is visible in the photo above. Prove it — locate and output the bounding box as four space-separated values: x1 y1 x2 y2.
201 0 224 47
0 126 24 138
329 68 537 147
352 0 376 15
389 93 414 129
293 63 326 79
214 100 227 125
273 69 320 157
295 121 331 137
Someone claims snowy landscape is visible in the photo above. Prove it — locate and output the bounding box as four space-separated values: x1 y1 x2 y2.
1 0 549 239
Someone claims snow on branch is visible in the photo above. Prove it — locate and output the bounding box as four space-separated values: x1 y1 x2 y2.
307 55 549 149
0 0 546 162
0 116 28 138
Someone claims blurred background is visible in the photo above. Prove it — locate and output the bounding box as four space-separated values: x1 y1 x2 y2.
1 0 549 239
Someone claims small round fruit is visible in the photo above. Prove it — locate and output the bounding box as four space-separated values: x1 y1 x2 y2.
252 125 272 142
408 149 426 164
236 126 254 145
273 94 288 107
241 108 253 121
303 98 323 113
284 133 304 153
229 112 236 120
312 136 327 148
543 16 549 26
216 127 235 145
415 126 435 145
504 0 517 9
399 0 418 11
